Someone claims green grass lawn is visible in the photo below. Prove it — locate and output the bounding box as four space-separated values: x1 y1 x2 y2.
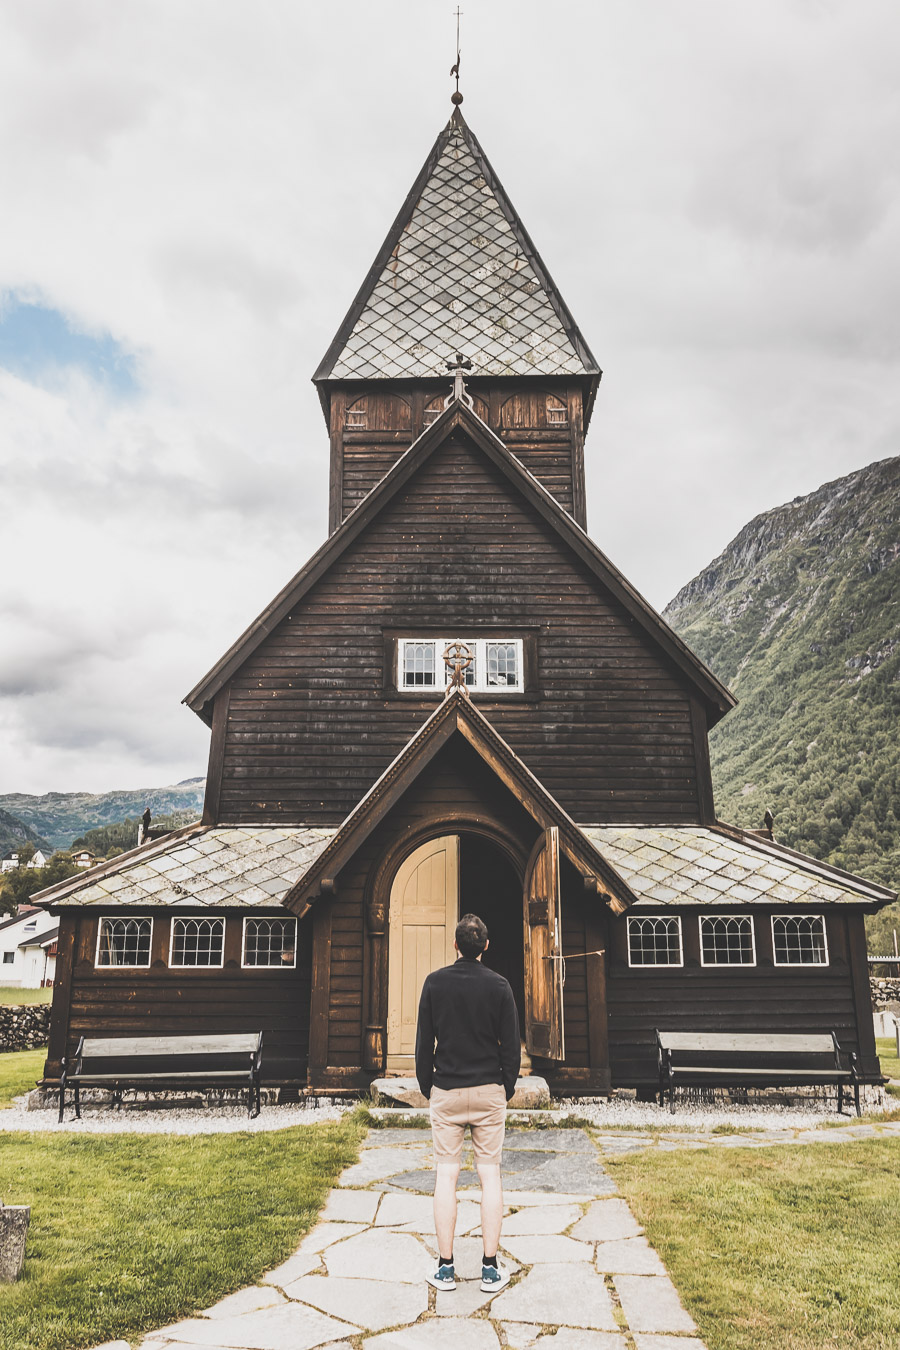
0 1047 46 1107
607 1138 900 1350
0 986 52 1005
0 1115 365 1350
876 1035 899 1080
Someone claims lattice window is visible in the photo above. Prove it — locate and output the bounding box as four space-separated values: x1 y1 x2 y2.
398 638 523 693
546 394 568 426
243 917 297 968
170 917 225 968
700 915 755 966
345 396 367 430
627 915 683 967
96 917 152 968
772 915 828 966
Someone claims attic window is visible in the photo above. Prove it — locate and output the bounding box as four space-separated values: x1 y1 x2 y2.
700 915 755 966
242 917 297 969
96 917 153 968
772 914 828 966
398 638 524 693
170 917 225 968
546 395 568 426
627 915 683 967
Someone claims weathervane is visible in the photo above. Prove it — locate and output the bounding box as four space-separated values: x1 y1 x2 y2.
450 7 463 105
443 640 474 695
444 352 474 410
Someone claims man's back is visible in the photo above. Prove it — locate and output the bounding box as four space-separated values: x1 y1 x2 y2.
415 957 520 1099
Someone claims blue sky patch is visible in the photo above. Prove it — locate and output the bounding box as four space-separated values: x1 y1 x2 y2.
0 295 139 396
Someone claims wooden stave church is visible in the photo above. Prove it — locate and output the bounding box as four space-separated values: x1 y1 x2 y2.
36 105 894 1099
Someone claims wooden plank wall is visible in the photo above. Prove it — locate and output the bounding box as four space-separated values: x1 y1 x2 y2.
44 912 313 1086
217 434 703 827
606 909 873 1086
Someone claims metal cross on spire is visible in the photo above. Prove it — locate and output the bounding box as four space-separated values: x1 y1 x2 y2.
450 7 463 106
444 352 474 410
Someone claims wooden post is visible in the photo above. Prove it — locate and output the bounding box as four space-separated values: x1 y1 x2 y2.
364 895 387 1073
44 914 77 1080
585 904 611 1092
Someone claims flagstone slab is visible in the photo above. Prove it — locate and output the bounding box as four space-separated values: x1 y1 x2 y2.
285 1274 427 1330
571 1199 642 1242
364 1318 501 1348
419 1235 521 1280
324 1229 432 1282
490 1264 618 1329
501 1234 593 1264
300 1222 368 1253
489 1189 598 1206
500 1203 582 1236
532 1333 628 1350
154 1302 358 1348
433 1281 497 1316
500 1323 544 1349
502 1129 597 1153
614 1275 697 1334
374 1192 481 1234
632 1337 708 1350
594 1237 667 1275
262 1250 322 1286
339 1148 431 1186
322 1189 381 1223
203 1286 287 1318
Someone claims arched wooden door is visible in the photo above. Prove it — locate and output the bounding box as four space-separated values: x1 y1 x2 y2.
523 826 565 1060
386 835 459 1072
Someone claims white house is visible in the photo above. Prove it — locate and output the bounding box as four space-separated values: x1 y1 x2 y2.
26 850 50 869
0 906 59 987
1 853 19 874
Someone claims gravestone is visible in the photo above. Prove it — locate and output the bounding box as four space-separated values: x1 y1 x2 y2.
0 1201 30 1282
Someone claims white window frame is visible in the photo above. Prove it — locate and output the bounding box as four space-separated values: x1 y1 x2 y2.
169 916 226 969
627 915 684 968
771 913 829 967
95 916 154 970
241 916 298 970
699 915 757 967
397 638 525 694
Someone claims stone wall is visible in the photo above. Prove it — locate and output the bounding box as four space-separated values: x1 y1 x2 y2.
0 1003 51 1053
871 977 900 1010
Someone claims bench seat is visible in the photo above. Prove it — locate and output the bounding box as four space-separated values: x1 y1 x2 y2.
59 1032 264 1122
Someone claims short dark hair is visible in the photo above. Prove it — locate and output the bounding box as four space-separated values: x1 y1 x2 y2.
455 913 488 959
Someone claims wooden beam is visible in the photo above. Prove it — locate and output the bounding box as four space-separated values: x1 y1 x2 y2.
201 687 230 827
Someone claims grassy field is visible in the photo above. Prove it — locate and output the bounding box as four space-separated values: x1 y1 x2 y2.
607 1138 900 1350
0 1047 46 1107
0 987 52 1005
0 1116 364 1350
876 1035 899 1081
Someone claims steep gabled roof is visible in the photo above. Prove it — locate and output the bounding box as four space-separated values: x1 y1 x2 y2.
184 399 735 725
314 108 600 392
282 687 634 917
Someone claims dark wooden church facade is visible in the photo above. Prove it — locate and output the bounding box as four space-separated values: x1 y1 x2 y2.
39 108 892 1096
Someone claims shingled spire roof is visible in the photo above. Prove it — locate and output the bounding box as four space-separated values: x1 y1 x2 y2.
314 108 600 385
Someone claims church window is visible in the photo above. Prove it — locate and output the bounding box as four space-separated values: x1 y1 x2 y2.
242 917 297 968
397 638 523 693
96 917 153 968
627 915 683 967
700 915 755 966
170 917 225 968
772 915 828 966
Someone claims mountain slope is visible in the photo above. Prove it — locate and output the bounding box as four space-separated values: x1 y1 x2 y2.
0 779 205 852
0 808 52 858
663 456 900 948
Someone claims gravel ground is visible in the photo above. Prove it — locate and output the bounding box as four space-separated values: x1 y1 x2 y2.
0 1098 354 1134
554 1092 892 1131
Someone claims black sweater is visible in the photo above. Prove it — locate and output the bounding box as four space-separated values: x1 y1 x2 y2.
415 957 521 1100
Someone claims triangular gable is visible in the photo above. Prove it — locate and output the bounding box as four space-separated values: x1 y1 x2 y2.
314 109 600 394
281 687 634 918
184 399 735 725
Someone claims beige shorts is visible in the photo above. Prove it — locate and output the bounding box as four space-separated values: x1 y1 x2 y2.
430 1083 507 1165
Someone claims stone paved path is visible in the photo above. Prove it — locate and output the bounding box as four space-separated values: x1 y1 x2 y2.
109 1127 707 1350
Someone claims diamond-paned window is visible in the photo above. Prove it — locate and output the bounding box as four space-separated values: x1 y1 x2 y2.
627 916 683 967
170 918 225 968
772 915 828 966
398 638 523 693
700 916 755 966
243 918 297 969
96 917 152 968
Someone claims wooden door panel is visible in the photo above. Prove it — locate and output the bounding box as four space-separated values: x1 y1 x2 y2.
387 835 459 1067
523 826 565 1060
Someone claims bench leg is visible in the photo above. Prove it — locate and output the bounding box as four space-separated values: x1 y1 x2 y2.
58 1077 66 1124
74 1084 81 1121
838 1082 844 1115
854 1081 861 1118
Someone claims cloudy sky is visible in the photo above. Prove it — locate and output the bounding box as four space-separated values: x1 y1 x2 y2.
1 0 898 795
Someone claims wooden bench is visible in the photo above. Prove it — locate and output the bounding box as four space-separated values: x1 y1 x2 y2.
655 1030 860 1116
58 1033 264 1123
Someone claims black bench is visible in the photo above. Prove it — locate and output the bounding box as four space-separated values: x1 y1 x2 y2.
58 1032 264 1122
655 1030 860 1116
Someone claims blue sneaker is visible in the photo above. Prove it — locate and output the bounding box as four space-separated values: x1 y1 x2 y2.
480 1261 510 1293
426 1262 456 1291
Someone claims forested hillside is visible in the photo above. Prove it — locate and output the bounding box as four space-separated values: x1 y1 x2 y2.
0 808 51 859
664 456 900 953
0 779 205 851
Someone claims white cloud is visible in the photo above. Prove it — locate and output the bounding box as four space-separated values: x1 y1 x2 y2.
0 0 898 791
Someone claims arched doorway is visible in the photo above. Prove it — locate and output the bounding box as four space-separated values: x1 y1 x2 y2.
384 830 524 1072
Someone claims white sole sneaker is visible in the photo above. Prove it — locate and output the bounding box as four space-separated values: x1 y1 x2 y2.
480 1265 511 1293
426 1270 457 1291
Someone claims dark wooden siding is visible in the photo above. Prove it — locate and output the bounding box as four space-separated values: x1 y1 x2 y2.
606 908 872 1086
218 433 704 826
45 912 312 1086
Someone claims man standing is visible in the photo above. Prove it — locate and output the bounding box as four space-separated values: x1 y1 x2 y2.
415 912 520 1293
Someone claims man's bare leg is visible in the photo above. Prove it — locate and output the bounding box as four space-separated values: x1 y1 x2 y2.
476 1161 503 1258
433 1161 461 1262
